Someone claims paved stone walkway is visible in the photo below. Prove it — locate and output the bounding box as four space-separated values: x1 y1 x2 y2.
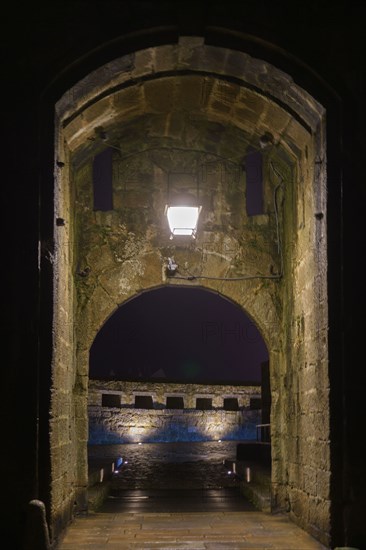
56 509 328 549
58 442 329 549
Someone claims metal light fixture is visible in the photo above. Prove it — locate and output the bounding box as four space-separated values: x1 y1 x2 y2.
165 204 202 239
165 173 202 240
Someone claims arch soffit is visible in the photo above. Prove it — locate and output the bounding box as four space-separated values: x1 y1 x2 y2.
56 40 325 157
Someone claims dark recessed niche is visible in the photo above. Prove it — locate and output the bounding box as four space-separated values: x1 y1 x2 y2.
223 397 239 411
245 148 263 216
166 396 185 409
92 148 113 211
101 393 121 407
196 397 212 410
250 397 262 410
135 395 154 409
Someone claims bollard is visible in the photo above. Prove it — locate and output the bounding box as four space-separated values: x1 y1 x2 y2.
23 499 51 550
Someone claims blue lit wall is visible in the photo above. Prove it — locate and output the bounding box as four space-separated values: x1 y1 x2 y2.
88 408 261 445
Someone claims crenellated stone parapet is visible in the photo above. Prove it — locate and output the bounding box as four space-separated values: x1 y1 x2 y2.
88 379 261 443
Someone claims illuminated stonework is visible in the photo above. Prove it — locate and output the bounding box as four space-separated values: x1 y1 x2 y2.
88 379 262 443
52 38 329 545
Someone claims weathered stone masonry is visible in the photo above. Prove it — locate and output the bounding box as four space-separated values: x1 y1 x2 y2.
88 380 261 443
51 38 329 545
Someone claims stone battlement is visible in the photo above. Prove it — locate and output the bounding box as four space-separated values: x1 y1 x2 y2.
88 379 261 444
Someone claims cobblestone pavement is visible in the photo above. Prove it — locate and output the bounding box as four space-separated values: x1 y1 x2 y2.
56 442 328 549
110 454 240 492
88 441 246 490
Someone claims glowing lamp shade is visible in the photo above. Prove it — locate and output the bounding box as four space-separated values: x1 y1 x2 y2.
166 205 202 238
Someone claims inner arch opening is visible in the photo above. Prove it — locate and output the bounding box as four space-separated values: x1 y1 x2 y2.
89 286 269 384
87 286 271 509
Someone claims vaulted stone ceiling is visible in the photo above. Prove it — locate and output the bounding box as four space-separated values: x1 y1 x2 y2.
57 42 323 167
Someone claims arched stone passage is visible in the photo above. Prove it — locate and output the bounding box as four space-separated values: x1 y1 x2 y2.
51 38 328 545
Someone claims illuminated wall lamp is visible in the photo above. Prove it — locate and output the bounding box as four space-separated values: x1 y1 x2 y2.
165 173 201 240
165 204 202 239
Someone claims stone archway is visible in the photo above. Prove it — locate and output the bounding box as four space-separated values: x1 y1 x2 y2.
87 285 271 446
51 37 329 545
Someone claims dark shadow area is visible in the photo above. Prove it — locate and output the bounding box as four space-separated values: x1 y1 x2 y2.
101 488 256 513
90 286 268 384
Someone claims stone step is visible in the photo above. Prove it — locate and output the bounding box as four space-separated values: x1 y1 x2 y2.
88 480 111 511
235 461 271 512
239 479 272 512
87 459 121 511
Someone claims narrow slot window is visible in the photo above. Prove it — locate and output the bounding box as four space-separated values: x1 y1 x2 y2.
245 148 263 215
92 148 113 211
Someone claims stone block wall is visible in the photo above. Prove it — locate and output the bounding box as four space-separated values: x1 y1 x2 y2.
51 38 330 546
88 379 261 443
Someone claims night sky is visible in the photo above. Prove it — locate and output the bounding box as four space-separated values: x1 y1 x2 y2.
89 286 268 384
